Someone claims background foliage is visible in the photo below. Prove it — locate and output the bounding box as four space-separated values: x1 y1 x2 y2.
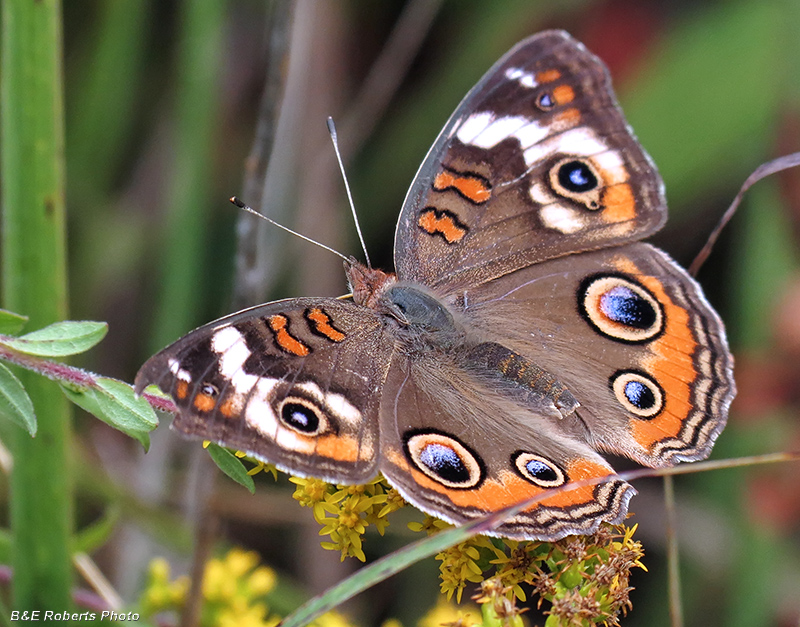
2 0 800 625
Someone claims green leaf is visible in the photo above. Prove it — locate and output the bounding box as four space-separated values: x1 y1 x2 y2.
206 443 255 494
1 320 108 356
96 377 158 428
60 378 155 449
0 362 37 435
0 309 28 335
75 506 121 554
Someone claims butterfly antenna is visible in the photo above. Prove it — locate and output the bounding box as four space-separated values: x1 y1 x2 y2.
230 197 349 263
327 116 372 269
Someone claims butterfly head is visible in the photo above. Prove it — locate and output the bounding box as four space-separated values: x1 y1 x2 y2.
345 258 397 308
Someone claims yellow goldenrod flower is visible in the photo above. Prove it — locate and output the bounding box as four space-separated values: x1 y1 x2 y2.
311 610 357 627
417 599 481 627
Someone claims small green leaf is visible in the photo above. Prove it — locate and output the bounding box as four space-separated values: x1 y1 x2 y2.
0 362 37 435
139 383 172 400
1 320 108 356
61 380 154 449
561 563 582 589
0 309 28 335
96 377 158 428
75 506 122 554
206 443 255 493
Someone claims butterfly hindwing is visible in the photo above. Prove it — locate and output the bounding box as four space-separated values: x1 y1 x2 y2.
457 243 735 468
377 351 635 540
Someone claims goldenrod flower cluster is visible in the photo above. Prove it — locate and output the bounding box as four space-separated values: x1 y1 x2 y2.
140 549 279 627
139 557 190 617
410 521 645 626
234 450 279 479
288 470 645 625
403 513 645 626
289 475 405 561
417 600 482 627
140 548 354 627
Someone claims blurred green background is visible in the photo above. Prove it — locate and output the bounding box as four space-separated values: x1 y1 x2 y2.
14 0 800 625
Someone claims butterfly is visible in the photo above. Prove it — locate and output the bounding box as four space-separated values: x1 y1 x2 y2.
135 30 735 540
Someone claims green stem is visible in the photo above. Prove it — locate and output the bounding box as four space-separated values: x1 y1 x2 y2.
0 0 73 610
148 0 227 352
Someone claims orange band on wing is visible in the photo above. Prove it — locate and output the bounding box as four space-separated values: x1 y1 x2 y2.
612 256 698 449
537 69 561 83
306 308 346 342
418 208 468 244
601 183 636 224
268 315 310 356
433 170 491 204
388 450 613 512
175 380 189 400
315 434 364 462
219 396 242 419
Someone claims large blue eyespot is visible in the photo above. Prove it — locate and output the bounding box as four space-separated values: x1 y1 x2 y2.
558 160 598 193
404 431 484 489
579 274 664 343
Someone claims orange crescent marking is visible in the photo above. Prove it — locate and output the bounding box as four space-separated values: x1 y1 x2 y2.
175 380 189 400
418 209 467 244
612 256 698 448
537 69 562 83
433 171 491 204
601 183 636 224
268 315 310 356
193 392 216 413
552 84 575 105
307 308 346 342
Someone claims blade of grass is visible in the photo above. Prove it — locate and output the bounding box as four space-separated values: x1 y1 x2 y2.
663 475 683 627
148 0 227 351
0 0 73 610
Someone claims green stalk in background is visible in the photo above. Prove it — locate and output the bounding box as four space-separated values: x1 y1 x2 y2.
149 0 227 352
1 0 73 611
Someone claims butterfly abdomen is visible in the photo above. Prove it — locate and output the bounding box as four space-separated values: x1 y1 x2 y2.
466 341 580 418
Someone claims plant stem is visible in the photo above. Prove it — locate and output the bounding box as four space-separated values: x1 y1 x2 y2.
148 0 226 352
0 0 73 610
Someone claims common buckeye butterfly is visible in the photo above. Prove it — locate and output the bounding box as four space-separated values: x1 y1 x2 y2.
136 30 735 540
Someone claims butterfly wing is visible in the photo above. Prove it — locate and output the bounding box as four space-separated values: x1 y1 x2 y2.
457 243 735 468
377 348 635 540
135 298 394 483
395 30 665 288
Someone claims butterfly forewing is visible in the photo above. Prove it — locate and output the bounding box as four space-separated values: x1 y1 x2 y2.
135 298 394 483
395 30 666 289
